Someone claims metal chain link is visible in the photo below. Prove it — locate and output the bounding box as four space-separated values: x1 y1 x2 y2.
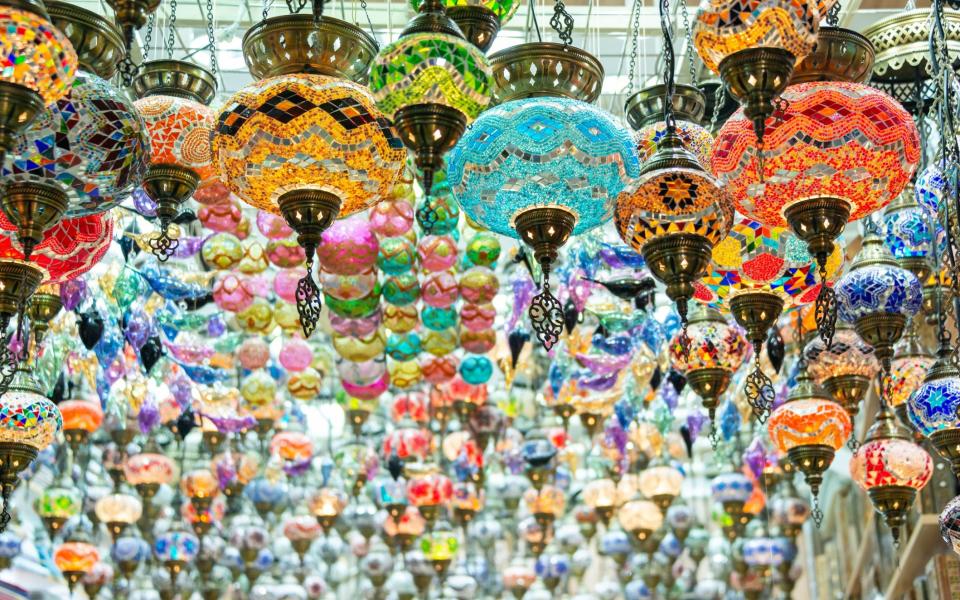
710 82 723 131
144 14 154 58
165 0 178 59
550 0 575 45
262 0 274 20
826 0 841 27
626 0 641 94
205 0 219 75
359 0 377 46
678 0 698 84
659 0 676 132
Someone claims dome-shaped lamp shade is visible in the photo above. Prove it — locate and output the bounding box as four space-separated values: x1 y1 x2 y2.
0 211 111 285
804 327 880 421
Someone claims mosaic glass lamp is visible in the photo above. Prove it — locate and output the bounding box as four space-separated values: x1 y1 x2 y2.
771 491 809 539
624 83 714 168
883 186 934 284
907 352 960 478
422 522 458 577
582 478 618 525
668 305 749 424
804 325 880 424
523 484 565 530
54 538 99 591
94 492 142 541
914 160 948 219
887 325 934 428
407 468 453 527
37 482 81 536
939 494 960 557
448 44 638 350
639 462 685 513
694 214 842 421
710 472 754 535
768 363 851 525
5 1 146 246
0 211 112 286
409 0 520 50
851 402 932 543
712 81 920 347
0 367 61 531
0 0 76 165
309 487 349 533
153 526 200 586
835 230 922 371
58 397 104 451
617 499 664 546
214 17 405 338
370 0 492 195
133 60 217 261
693 0 825 147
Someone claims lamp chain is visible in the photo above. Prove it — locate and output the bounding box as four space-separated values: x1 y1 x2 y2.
529 0 542 42
659 0 676 133
205 0 219 76
550 0 575 45
144 14 154 58
165 0 178 59
0 314 14 399
626 0 641 95
709 83 723 132
263 0 274 20
678 0 698 85
826 0 841 27
359 0 377 43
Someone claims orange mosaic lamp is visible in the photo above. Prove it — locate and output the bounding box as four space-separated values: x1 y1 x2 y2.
768 363 851 526
58 399 103 450
54 539 99 590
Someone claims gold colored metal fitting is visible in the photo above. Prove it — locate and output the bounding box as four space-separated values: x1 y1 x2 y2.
786 444 836 496
864 8 960 83
1 181 69 261
929 428 960 480
46 1 125 79
624 83 707 130
729 290 785 346
686 367 732 418
0 260 45 317
133 60 217 104
490 42 604 104
791 27 875 85
0 82 45 164
105 0 161 32
277 190 342 251
854 312 907 368
447 5 500 52
142 164 201 221
243 14 377 82
513 207 577 270
393 103 466 197
641 232 713 322
783 198 851 265
822 373 870 419
866 484 916 544
718 47 794 146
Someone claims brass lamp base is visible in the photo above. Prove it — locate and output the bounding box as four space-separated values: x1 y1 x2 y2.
133 60 217 105
791 27 875 85
718 47 794 146
552 403 576 429
42 515 67 537
0 260 45 318
417 503 441 528
47 1 125 80
105 0 161 32
0 442 38 531
641 232 713 325
624 83 706 130
105 520 128 541
578 412 603 438
1 182 69 261
823 373 871 419
447 5 500 52
929 428 960 479
27 289 63 345
854 312 907 369
394 103 466 198
786 444 836 497
897 255 932 285
0 81 45 166
593 504 614 525
783 198 851 266
142 164 200 261
651 493 675 514
685 367 732 420
867 484 916 544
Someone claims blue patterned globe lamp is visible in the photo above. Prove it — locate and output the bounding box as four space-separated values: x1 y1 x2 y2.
370 0 492 197
882 184 934 285
835 227 922 373
710 471 754 537
4 1 146 263
447 42 638 350
907 347 960 480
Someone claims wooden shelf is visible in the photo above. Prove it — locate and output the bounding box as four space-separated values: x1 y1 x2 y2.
884 514 949 599
844 511 874 600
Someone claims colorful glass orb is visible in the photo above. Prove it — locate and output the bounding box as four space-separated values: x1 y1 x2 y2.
270 431 313 462
0 211 111 285
38 484 81 519
448 97 640 238
503 563 536 591
244 477 288 507
110 536 150 564
884 197 935 261
265 238 305 268
638 464 685 499
0 531 21 560
692 0 823 73
835 236 922 323
278 338 314 372
712 82 921 228
421 355 458 384
523 485 566 517
333 329 387 362
887 347 935 409
321 269 379 303
635 120 713 167
768 397 851 454
153 530 200 562
317 216 380 276
939 494 960 556
421 528 459 561
582 478 617 510
465 231 500 267
804 327 880 383
694 215 842 306
771 496 809 528
460 303 494 331
915 160 948 217
408 472 454 507
422 306 457 331
94 493 142 525
123 452 175 486
213 75 405 217
210 451 259 486
134 95 216 180
742 537 783 568
181 469 219 499
416 188 460 234
213 273 255 312
0 6 76 104
240 371 276 406
460 328 495 354
283 514 323 542
460 355 492 384
459 266 498 304
234 298 275 334
669 309 749 373
418 235 458 272
383 273 421 306
421 270 459 308
370 31 492 121
710 472 753 504
851 436 932 491
198 201 242 233
378 236 417 275
58 399 103 433
908 366 960 437
9 70 147 217
381 425 431 462
325 286 381 319
202 233 244 270
54 541 99 574
0 372 61 450
370 196 415 237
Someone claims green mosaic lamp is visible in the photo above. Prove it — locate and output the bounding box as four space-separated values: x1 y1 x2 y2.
370 0 492 196
409 0 520 51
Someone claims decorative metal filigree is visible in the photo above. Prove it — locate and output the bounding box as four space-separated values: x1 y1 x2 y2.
811 496 823 528
0 315 15 399
550 0 574 45
529 279 563 351
826 0 841 27
0 486 11 533
149 226 179 263
296 254 323 339
815 263 838 349
745 353 774 423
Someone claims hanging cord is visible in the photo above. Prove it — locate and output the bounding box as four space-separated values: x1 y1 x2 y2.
205 0 219 76
165 0 178 59
359 0 377 45
550 0 574 45
625 0 642 95
529 0 543 42
678 0 698 85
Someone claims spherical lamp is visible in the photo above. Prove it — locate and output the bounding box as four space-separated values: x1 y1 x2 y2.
804 325 880 425
638 462 684 513
37 482 80 536
617 499 663 548
370 0 491 196
887 326 934 429
54 538 99 591
582 478 618 525
448 43 638 350
883 186 934 283
309 487 349 533
907 353 960 478
710 472 754 536
95 492 142 541
58 397 103 453
939 494 960 557
624 83 714 167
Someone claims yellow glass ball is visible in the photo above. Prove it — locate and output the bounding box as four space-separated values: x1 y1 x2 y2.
235 298 274 334
287 367 323 400
390 360 422 389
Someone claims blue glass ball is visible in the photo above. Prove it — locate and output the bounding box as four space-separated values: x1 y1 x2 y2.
447 97 640 238
460 355 493 384
111 536 150 563
598 531 632 556
0 532 21 559
908 373 960 436
386 332 421 361
710 472 753 504
915 161 949 217
836 263 922 322
884 204 934 259
624 580 653 600
244 477 287 506
154 530 200 562
422 306 458 330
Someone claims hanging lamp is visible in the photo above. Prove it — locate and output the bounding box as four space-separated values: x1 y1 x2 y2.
448 39 637 350
0 260 45 396
213 8 405 338
804 325 879 430
370 0 492 197
883 185 934 285
887 324 934 430
624 83 714 168
410 0 520 51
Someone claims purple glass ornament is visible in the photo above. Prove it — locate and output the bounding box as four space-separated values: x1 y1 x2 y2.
507 277 536 332
138 400 160 434
169 376 193 408
742 438 767 480
206 316 226 338
686 411 707 440
60 279 88 311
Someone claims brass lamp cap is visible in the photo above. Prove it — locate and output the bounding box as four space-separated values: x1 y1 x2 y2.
624 84 706 130
133 60 217 105
0 260 45 317
401 0 464 38
864 8 960 83
790 27 875 85
243 14 377 82
489 42 604 104
46 0 125 79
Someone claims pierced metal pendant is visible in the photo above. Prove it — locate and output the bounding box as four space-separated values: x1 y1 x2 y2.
815 282 838 349
744 359 774 423
295 261 323 339
149 227 179 262
529 284 563 351
550 0 574 45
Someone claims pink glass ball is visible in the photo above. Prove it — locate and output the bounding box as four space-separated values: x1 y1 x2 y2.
279 338 314 372
370 198 415 237
317 217 379 275
213 273 255 312
421 271 459 308
417 235 458 272
274 268 307 304
256 210 294 239
237 337 271 370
